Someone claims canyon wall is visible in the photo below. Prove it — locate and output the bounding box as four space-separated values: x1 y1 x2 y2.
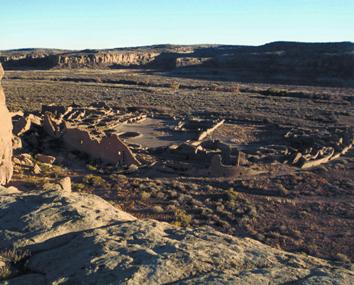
1 42 354 86
57 51 160 68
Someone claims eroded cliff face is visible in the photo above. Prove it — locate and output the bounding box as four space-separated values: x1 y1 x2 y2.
0 51 161 69
57 51 160 68
1 42 354 86
0 64 13 185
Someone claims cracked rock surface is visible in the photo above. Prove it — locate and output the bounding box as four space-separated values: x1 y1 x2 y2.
0 184 353 285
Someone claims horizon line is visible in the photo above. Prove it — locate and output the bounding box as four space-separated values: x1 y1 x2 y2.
1 40 353 52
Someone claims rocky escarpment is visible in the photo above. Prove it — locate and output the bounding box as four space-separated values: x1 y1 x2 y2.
213 42 354 85
2 42 354 87
0 64 13 185
0 50 165 69
0 183 353 284
57 51 160 68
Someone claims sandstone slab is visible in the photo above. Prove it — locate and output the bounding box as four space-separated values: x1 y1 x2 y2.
0 184 352 284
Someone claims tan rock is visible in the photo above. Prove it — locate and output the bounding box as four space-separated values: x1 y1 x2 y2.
0 63 13 185
58 177 71 193
33 164 41 174
0 184 352 284
17 153 34 167
12 136 22 150
29 114 42 126
35 154 56 164
10 110 24 117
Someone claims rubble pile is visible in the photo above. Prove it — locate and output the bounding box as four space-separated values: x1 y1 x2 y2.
284 127 354 169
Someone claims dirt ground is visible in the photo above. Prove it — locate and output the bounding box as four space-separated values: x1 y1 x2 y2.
4 69 354 263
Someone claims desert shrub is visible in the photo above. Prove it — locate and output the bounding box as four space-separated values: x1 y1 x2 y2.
0 265 11 280
208 83 240 93
86 164 97 171
209 83 220 91
155 192 166 199
139 191 151 201
72 182 86 191
275 183 289 196
229 84 240 93
220 84 240 93
262 88 289 97
334 253 351 263
169 81 180 91
47 165 68 179
82 174 107 188
225 188 239 201
174 209 192 226
94 77 102 83
0 247 31 281
151 205 164 214
0 248 30 264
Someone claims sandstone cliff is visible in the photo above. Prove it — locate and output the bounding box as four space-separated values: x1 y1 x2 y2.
0 183 352 284
57 51 160 68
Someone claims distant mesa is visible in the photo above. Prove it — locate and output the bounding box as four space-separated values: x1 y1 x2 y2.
1 41 354 86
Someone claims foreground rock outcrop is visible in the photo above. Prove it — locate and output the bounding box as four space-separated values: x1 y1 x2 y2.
0 64 13 185
0 184 352 284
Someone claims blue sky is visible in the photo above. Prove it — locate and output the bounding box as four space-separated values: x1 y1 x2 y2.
0 0 353 50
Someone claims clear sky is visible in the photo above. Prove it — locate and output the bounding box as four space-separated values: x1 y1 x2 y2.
0 0 353 50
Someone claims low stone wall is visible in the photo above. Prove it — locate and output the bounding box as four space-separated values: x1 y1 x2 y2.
62 122 140 166
43 114 140 166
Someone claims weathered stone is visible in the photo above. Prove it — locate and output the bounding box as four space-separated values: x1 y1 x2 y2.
0 64 13 185
16 153 34 167
35 154 56 164
58 177 71 193
33 164 41 174
0 184 352 284
29 114 42 126
12 136 22 150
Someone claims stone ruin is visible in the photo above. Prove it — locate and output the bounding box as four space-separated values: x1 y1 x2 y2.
0 64 13 185
41 104 141 166
250 126 354 169
44 115 140 166
12 102 142 167
283 127 354 169
11 91 353 179
154 139 243 177
173 118 225 141
12 101 242 177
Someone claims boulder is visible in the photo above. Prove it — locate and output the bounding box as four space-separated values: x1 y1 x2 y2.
35 154 56 164
12 136 22 150
33 164 41 174
0 64 13 185
58 177 71 193
15 153 34 167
